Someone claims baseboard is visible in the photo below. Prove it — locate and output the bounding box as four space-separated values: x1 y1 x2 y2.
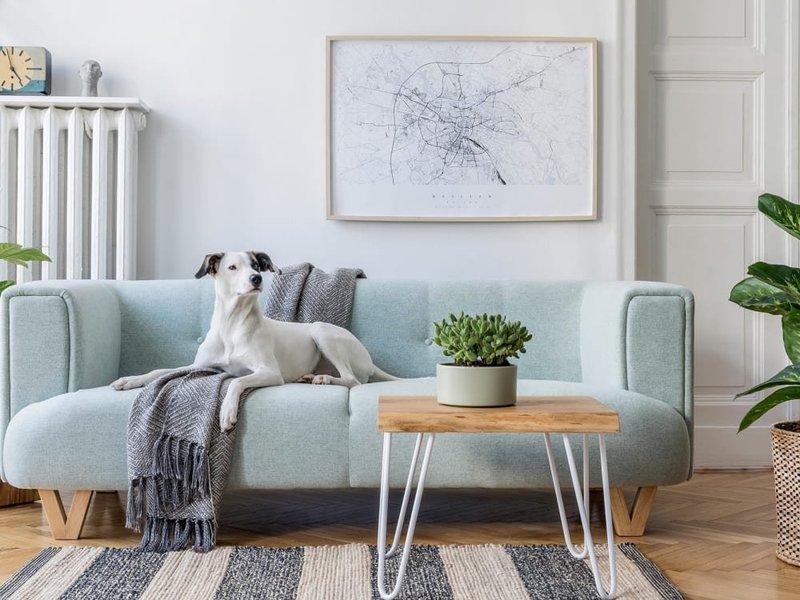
693 466 773 474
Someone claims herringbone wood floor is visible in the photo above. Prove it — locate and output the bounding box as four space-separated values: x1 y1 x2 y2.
0 472 798 599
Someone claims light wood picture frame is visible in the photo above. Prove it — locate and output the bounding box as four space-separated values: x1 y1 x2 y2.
326 35 597 222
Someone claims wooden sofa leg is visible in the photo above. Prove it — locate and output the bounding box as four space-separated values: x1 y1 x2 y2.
38 490 94 540
610 486 657 536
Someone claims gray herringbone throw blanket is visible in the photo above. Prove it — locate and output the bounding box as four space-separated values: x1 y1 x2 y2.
126 368 246 553
264 262 365 327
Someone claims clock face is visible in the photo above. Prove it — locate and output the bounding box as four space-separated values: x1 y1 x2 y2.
0 46 51 94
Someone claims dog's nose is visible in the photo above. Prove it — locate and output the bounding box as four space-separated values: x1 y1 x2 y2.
250 274 262 287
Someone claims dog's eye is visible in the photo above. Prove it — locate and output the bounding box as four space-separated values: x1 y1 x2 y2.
228 265 237 271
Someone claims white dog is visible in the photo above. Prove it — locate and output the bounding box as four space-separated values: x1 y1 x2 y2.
112 251 395 431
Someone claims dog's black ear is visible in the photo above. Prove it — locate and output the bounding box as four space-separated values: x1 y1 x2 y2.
250 251 279 273
195 253 224 278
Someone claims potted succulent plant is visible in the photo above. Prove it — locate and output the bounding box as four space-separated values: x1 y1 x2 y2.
432 312 532 407
729 192 800 566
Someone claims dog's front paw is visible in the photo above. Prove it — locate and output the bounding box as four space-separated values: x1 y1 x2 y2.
111 376 143 391
312 374 332 385
219 397 239 432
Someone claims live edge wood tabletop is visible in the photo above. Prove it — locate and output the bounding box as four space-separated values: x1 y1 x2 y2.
377 395 621 434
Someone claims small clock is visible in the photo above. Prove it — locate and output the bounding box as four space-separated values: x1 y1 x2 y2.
0 46 51 95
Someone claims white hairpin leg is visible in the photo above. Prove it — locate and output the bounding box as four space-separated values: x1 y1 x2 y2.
544 433 617 599
377 432 436 600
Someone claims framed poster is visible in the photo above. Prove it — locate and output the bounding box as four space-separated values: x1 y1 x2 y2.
326 36 597 222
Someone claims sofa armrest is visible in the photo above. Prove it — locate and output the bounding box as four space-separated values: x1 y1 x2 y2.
1 280 122 477
580 281 694 423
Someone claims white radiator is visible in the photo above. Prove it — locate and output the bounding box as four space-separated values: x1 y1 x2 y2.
0 97 149 282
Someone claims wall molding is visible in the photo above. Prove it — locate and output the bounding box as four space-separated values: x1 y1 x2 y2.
650 71 763 82
649 72 763 187
618 0 638 280
651 0 763 53
649 204 758 214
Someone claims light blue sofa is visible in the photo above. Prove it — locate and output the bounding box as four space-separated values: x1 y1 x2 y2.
0 278 693 538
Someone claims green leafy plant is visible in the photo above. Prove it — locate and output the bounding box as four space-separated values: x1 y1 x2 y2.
432 312 532 366
730 193 800 431
0 241 51 294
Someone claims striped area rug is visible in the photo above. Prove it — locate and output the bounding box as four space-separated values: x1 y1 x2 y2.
0 543 683 600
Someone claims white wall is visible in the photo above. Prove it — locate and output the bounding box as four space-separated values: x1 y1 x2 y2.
1 0 632 280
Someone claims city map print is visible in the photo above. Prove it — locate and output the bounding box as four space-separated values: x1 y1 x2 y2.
328 38 595 221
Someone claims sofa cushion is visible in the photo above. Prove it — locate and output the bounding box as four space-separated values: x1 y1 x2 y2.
348 378 691 488
3 383 350 490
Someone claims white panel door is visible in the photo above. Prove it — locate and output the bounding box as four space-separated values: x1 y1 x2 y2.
637 0 800 467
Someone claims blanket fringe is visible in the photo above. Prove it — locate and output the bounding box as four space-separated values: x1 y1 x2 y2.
149 434 210 510
152 435 209 493
126 477 144 531
139 517 216 553
126 434 213 539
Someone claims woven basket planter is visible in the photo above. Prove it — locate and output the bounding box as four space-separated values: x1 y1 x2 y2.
772 421 800 566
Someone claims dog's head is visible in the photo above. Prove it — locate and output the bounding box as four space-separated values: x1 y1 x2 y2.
195 251 279 297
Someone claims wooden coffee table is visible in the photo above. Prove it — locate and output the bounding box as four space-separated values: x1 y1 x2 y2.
376 395 621 600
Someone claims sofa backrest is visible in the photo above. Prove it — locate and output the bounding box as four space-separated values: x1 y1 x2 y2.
349 280 585 381
112 278 585 382
115 279 217 377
